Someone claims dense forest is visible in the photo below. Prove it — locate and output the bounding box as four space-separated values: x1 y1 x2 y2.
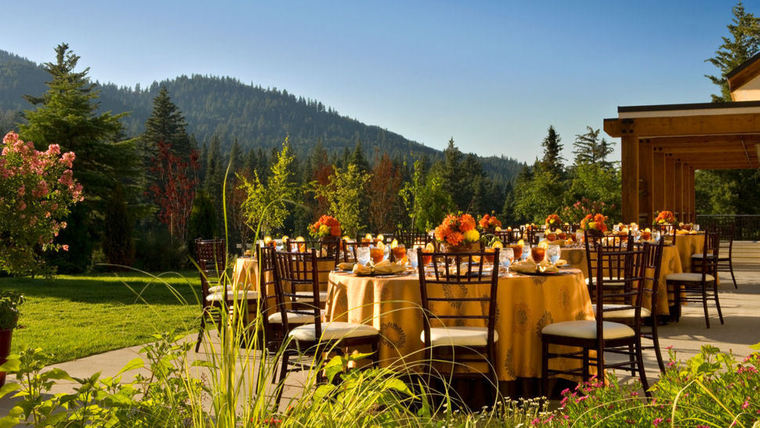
0 49 524 184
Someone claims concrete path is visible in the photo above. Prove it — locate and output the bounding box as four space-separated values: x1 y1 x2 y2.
1 270 758 417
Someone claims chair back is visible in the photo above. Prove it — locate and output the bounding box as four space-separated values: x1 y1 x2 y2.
697 232 721 280
495 229 521 244
194 238 227 304
638 238 665 317
584 232 632 297
271 249 322 337
717 222 735 258
416 248 500 352
592 242 648 332
398 230 431 248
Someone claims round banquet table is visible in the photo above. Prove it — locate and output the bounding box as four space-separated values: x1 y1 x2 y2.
324 268 594 383
231 257 337 295
560 233 705 317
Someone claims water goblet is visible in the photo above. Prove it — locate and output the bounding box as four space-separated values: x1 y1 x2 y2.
408 248 418 269
357 247 370 266
500 247 514 272
695 224 700 232
548 245 560 265
522 244 530 261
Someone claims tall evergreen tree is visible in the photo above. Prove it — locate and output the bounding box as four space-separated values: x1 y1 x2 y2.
540 126 564 175
142 86 190 161
706 1 760 102
573 126 615 168
349 141 370 173
20 43 137 272
441 138 469 210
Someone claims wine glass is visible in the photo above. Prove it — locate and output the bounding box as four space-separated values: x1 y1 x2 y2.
653 230 661 243
695 224 700 232
357 247 370 266
408 248 418 269
522 244 530 261
500 247 514 272
548 245 560 265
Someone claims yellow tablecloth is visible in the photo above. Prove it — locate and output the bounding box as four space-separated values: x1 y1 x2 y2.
560 244 694 317
231 257 336 296
673 233 705 273
324 269 594 382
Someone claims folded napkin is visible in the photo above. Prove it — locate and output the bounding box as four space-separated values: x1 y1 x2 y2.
374 260 406 275
337 262 355 271
510 260 537 274
555 259 568 267
538 260 559 273
352 263 373 276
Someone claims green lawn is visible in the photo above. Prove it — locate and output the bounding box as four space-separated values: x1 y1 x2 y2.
0 271 201 364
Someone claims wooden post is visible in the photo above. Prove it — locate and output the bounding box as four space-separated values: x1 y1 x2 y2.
638 140 654 224
688 166 696 222
665 157 676 213
652 151 665 214
621 135 640 223
674 161 683 221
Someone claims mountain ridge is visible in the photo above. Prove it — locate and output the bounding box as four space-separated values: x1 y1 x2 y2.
0 48 524 182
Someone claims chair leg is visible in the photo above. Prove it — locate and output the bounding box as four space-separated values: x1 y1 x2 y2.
541 341 549 397
635 338 650 397
582 347 589 383
595 345 604 385
649 315 665 373
627 344 636 376
195 316 205 353
729 260 738 289
713 281 725 325
274 352 290 407
702 283 711 329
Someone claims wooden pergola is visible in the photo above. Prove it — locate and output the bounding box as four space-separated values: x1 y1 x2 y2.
604 102 760 224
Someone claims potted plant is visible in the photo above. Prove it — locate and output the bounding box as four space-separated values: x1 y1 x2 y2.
309 215 342 257
0 291 24 386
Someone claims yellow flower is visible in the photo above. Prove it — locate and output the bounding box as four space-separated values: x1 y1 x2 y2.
463 229 480 242
319 224 329 235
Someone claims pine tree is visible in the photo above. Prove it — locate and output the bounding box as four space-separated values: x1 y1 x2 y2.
441 138 468 210
349 141 370 173
143 86 190 162
573 126 615 168
540 126 564 175
20 44 137 272
706 1 760 102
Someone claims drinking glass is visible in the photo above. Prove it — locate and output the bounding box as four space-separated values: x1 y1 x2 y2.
357 247 370 266
370 246 385 264
531 246 546 262
391 244 407 262
575 230 584 245
548 245 560 265
695 224 700 232
500 247 514 271
523 244 530 261
509 244 523 261
653 230 661 242
408 248 418 269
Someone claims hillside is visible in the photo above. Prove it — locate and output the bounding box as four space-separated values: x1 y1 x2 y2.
0 49 524 181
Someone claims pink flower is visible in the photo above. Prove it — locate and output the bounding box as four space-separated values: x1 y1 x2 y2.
653 417 664 426
62 245 69 252
18 185 25 196
743 398 750 409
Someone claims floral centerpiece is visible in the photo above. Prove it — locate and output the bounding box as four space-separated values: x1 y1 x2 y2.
434 213 480 252
309 215 341 239
478 213 502 234
545 214 562 231
654 210 676 226
580 213 608 236
0 132 82 276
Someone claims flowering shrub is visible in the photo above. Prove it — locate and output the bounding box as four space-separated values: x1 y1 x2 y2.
478 213 502 233
554 344 760 427
545 214 562 230
654 210 677 225
561 198 615 225
580 213 607 233
0 132 82 275
309 215 341 239
434 213 479 247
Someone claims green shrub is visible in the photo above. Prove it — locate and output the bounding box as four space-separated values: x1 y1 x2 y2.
0 291 24 330
554 345 760 427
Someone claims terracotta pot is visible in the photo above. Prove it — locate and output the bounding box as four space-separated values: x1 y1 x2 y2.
0 329 12 387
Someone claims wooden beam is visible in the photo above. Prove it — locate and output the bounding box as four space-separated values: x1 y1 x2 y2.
656 145 750 154
688 167 696 222
621 135 639 223
639 140 653 223
605 113 760 138
652 151 665 213
646 135 760 145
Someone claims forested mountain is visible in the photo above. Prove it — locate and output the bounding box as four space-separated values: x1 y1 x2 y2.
0 49 524 182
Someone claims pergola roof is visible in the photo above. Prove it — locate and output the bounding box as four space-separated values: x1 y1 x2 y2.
605 101 760 170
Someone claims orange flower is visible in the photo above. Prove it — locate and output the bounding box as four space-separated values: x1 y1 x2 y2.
460 214 476 232
445 231 464 246
310 215 341 238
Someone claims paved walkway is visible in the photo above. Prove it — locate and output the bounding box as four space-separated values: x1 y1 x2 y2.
1 270 758 416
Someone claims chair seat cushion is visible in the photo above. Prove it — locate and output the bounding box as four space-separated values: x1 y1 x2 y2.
541 320 635 340
591 304 651 318
585 277 625 285
420 327 498 347
288 321 379 341
665 272 715 282
690 254 716 259
206 290 259 302
268 310 325 324
294 291 328 302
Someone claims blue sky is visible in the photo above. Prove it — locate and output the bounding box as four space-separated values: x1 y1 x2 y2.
1 1 749 162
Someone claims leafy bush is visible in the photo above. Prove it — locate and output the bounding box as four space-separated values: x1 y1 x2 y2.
554 345 760 427
0 291 24 330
